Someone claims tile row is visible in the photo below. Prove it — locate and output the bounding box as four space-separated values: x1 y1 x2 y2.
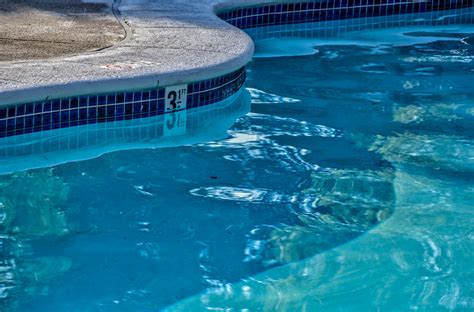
0 67 246 138
0 92 241 158
218 0 474 29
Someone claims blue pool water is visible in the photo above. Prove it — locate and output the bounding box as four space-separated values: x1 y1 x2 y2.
2 22 474 312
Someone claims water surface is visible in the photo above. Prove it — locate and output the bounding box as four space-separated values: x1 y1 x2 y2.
1 17 474 312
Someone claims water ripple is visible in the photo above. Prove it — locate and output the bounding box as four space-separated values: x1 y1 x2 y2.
190 186 267 203
247 88 301 104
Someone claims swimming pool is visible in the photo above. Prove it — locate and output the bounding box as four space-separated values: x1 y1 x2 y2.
1 2 474 312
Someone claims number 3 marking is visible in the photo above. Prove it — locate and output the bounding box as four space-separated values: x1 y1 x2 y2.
166 112 176 130
168 91 177 110
165 84 188 112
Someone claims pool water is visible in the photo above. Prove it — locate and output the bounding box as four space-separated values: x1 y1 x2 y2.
2 24 474 312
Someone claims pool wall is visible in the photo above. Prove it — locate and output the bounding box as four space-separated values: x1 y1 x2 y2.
0 89 251 174
0 68 245 138
1 0 472 139
217 0 474 29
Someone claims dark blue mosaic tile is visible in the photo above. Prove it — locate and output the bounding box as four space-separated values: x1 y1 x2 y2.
51 112 60 129
8 107 16 118
98 95 107 105
98 106 106 122
125 92 134 103
34 114 43 130
60 110 69 125
143 101 150 115
157 99 165 115
89 95 98 106
70 109 79 126
43 114 52 131
124 103 133 118
133 92 142 102
142 91 150 101
52 99 60 111
0 120 6 134
60 99 69 110
15 117 24 133
16 104 26 116
0 67 246 138
150 89 158 100
79 108 88 124
70 97 79 108
44 101 52 112
7 119 15 133
79 96 88 107
158 88 165 99
217 0 474 29
116 93 125 104
107 106 116 122
107 94 115 105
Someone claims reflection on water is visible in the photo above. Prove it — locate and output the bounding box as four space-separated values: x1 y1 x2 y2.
261 168 394 264
2 11 474 311
247 7 474 57
171 152 473 311
371 133 474 173
0 170 72 310
168 14 474 312
0 90 250 175
0 170 70 237
0 91 251 311
173 174 473 311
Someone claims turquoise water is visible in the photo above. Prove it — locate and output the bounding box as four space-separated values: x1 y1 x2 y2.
2 21 474 312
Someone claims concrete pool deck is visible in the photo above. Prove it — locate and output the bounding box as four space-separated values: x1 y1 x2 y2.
0 0 275 106
2 0 473 108
0 0 125 62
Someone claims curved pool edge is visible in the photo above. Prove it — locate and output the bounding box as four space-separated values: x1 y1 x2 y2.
0 0 257 107
2 0 472 107
0 89 251 176
0 0 268 139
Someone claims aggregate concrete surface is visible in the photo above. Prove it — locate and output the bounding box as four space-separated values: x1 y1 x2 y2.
0 0 258 105
0 0 125 61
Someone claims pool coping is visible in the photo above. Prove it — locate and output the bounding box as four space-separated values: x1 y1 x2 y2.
0 0 280 107
1 0 471 109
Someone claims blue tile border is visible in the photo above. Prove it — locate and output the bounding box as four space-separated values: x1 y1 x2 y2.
0 67 246 138
0 90 249 162
218 0 474 29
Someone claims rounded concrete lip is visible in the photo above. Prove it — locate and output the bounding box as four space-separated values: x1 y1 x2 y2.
0 0 256 106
